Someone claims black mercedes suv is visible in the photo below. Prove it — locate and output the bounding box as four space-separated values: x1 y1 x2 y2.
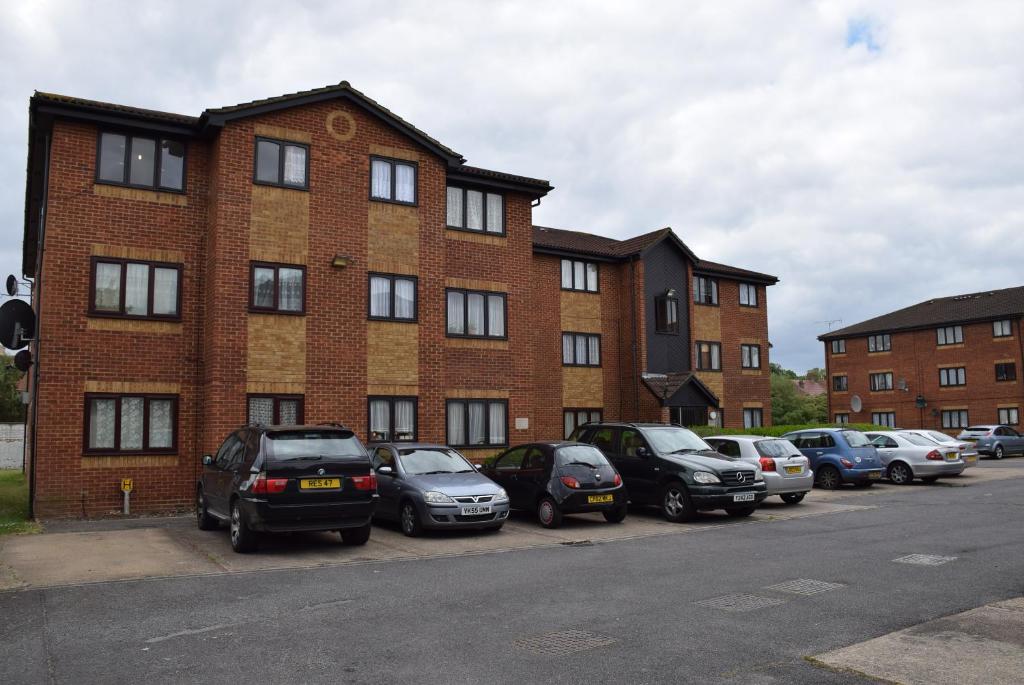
196 424 379 553
570 422 767 521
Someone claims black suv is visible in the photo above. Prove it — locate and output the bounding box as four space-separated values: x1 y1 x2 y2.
196 425 379 553
570 422 767 521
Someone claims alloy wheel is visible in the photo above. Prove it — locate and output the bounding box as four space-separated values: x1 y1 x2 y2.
818 468 839 489
196 492 204 523
890 464 910 485
230 506 240 546
401 505 416 534
663 489 685 517
995 446 1004 459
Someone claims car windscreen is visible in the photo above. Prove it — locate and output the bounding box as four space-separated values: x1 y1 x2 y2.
556 445 611 468
644 427 713 454
840 430 872 447
397 448 475 475
924 431 953 443
755 439 801 458
899 432 937 447
266 431 367 460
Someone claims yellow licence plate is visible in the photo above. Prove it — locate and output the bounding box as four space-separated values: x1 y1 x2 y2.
966 455 978 463
784 465 801 474
868 471 882 480
588 494 614 504
299 478 340 490
945 452 958 461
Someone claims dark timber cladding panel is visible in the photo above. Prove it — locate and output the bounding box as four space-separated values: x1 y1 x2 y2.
643 241 691 373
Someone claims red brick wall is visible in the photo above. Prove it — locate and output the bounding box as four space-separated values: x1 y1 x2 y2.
718 279 772 428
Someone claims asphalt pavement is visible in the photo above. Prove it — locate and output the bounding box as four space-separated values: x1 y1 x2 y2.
2 462 1023 684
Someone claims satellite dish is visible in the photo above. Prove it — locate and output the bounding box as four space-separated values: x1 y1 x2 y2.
0 299 35 350
13 350 32 372
5 275 17 297
850 395 863 413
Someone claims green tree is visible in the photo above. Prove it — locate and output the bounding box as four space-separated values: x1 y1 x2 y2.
0 356 25 423
804 367 825 382
771 369 828 425
769 362 797 379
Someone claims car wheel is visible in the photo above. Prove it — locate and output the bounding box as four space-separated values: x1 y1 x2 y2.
196 488 217 531
921 476 939 484
815 465 841 490
725 506 755 517
399 501 422 537
780 492 805 505
341 523 372 546
229 500 258 553
994 445 1005 459
660 482 695 523
537 496 563 529
888 462 912 485
602 504 627 523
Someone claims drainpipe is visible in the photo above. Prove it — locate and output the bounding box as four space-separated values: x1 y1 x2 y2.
629 255 640 419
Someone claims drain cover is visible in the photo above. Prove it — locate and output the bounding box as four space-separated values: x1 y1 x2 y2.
893 554 957 566
695 593 787 612
765 579 846 596
512 630 618 656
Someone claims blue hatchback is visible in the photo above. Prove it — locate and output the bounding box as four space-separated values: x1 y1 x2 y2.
782 428 883 489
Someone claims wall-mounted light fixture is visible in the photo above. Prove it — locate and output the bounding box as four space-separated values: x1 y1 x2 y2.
331 254 354 269
665 288 677 298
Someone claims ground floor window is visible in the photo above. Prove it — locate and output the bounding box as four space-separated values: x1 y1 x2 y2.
564 408 603 439
368 396 417 442
872 412 896 427
834 413 850 425
742 408 763 428
941 410 968 429
998 407 1019 426
85 394 177 453
248 395 303 425
446 399 507 447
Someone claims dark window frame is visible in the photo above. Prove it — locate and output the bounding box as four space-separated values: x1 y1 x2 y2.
869 372 894 391
740 344 762 369
871 412 897 428
867 334 892 352
996 362 1017 382
742 408 763 428
445 288 508 340
95 130 188 193
941 409 969 429
562 332 602 367
247 394 305 425
695 341 722 371
832 375 848 392
88 256 183 321
367 396 419 443
563 408 603 439
654 295 679 334
446 185 506 236
560 258 599 293
369 155 419 206
367 273 418 323
693 275 719 306
445 398 509 448
993 319 1013 338
249 261 307 315
998 407 1020 426
831 339 846 354
936 325 964 346
739 283 759 307
834 413 850 424
939 367 967 387
83 393 179 455
252 136 310 190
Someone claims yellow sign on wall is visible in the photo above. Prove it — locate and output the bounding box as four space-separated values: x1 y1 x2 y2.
120 478 133 493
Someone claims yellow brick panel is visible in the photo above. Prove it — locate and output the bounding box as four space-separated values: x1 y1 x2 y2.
560 291 602 332
445 338 509 351
367 322 418 386
86 319 182 335
254 124 312 143
446 389 510 399
84 381 181 393
248 315 306 384
92 184 187 207
367 258 418 276
247 382 305 395
368 203 419 267
692 305 722 342
369 144 420 162
445 277 507 292
562 367 603 407
445 231 506 247
695 372 724 404
250 185 309 260
90 243 185 263
367 384 420 396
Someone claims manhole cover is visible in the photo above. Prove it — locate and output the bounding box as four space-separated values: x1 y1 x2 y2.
512 630 618 656
695 593 787 612
764 579 846 596
893 554 957 566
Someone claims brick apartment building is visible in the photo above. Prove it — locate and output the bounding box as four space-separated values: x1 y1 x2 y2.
21 82 777 517
820 287 1024 432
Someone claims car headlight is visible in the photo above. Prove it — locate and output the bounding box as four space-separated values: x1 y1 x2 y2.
754 469 764 482
494 488 509 502
693 471 721 485
423 491 455 504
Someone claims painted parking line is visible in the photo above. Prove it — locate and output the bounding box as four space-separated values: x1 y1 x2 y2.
892 553 957 566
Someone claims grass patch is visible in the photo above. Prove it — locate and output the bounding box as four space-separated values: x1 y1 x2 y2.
0 470 41 536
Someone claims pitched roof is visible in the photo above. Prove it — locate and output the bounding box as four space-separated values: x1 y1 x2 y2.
694 259 778 284
448 165 552 195
531 225 646 258
820 285 1024 340
641 372 720 406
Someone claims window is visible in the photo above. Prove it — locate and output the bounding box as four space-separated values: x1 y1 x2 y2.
368 397 417 442
447 187 504 234
446 399 507 447
871 412 896 428
695 341 722 370
368 274 417 322
869 372 894 391
693 276 718 305
248 395 303 425
90 258 181 319
998 407 1020 426
939 367 966 387
370 156 417 204
85 394 177 454
655 296 679 334
936 325 964 346
941 410 969 429
831 339 846 354
834 413 850 424
560 259 598 292
994 320 1013 337
867 334 891 352
446 289 506 338
996 363 1017 382
743 408 763 428
564 409 603 439
97 132 185 192
741 344 761 369
250 262 305 313
254 137 308 189
832 375 848 392
562 333 601 366
739 283 758 307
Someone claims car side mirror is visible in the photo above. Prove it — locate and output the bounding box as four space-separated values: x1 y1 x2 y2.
377 466 394 476
474 464 483 470
636 447 649 458
202 454 213 466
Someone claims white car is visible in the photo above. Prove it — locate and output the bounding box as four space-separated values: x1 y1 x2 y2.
901 429 978 469
865 431 966 484
704 435 813 504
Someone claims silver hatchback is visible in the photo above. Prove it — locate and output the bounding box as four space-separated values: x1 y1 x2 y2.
705 435 814 504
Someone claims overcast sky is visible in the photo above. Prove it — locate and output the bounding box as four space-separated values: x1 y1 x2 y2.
2 0 1022 372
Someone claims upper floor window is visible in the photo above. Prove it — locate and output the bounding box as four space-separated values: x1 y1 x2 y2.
254 137 308 189
97 132 185 192
693 276 718 305
867 334 891 352
562 333 601 367
368 396 417 442
939 367 966 387
85 393 177 454
941 409 969 429
655 295 679 334
446 399 507 447
831 339 846 354
996 362 1017 382
446 289 506 338
869 372 894 391
936 325 963 346
250 262 305 314
739 283 758 307
368 274 417 322
832 375 848 392
447 187 503 234
560 259 598 292
993 319 1013 337
91 258 181 319
741 344 761 369
695 341 722 371
248 395 303 425
371 156 416 204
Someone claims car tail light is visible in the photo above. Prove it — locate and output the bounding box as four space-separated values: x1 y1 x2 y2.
252 473 288 494
758 457 776 472
840 458 854 468
560 476 580 489
926 450 943 461
351 472 378 491
613 473 622 487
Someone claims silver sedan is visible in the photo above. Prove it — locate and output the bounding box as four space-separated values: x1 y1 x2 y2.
902 429 978 469
704 435 813 504
865 431 966 484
